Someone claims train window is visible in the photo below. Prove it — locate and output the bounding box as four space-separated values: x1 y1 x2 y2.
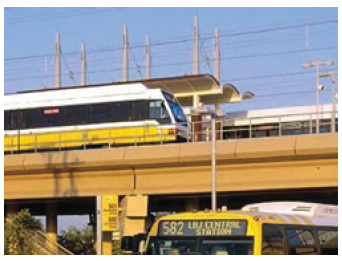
64 105 88 125
262 224 286 255
10 111 18 129
132 101 148 121
90 103 113 123
149 101 171 124
21 109 42 129
4 111 10 130
112 101 130 122
42 108 63 128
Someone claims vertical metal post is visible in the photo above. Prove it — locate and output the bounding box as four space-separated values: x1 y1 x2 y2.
96 195 102 255
55 33 61 88
331 72 337 133
80 41 86 86
315 65 320 134
193 16 199 74
279 117 282 136
249 118 252 139
145 35 151 79
214 27 220 82
121 24 129 82
211 115 217 212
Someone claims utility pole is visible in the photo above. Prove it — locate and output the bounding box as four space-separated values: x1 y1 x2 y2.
55 33 61 88
302 61 333 134
320 70 338 133
214 27 220 82
121 24 129 82
145 35 151 79
211 114 217 212
80 41 86 86
193 16 199 75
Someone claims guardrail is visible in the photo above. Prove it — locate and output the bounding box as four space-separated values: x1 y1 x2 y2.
4 110 338 154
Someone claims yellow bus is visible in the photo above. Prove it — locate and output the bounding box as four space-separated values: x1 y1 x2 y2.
122 202 338 255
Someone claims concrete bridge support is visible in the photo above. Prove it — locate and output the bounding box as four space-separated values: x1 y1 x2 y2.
120 195 149 237
46 203 58 251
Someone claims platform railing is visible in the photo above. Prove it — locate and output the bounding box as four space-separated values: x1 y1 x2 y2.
4 110 338 154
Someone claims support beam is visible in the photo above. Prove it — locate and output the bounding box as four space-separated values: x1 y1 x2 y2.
121 24 129 82
46 203 58 252
193 16 200 74
55 33 61 88
145 35 151 79
80 41 86 86
214 27 220 82
193 94 200 108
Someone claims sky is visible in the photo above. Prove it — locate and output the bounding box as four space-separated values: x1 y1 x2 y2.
4 7 338 113
4 7 338 232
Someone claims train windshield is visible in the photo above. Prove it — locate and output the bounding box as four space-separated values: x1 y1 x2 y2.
163 92 187 123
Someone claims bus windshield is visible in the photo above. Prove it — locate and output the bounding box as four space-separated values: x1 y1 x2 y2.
163 92 187 123
147 237 253 255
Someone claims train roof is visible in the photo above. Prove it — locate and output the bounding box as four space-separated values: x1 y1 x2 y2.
224 104 338 126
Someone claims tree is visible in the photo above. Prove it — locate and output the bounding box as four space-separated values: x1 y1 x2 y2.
58 226 96 255
4 209 42 255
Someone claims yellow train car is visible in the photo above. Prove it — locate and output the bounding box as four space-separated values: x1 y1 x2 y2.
4 82 189 153
122 202 338 255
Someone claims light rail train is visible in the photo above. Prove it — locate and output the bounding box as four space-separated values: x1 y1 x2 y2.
4 83 189 153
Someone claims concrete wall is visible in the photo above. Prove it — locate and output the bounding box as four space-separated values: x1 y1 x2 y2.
4 134 338 200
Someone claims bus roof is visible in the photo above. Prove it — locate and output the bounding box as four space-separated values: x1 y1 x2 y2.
155 209 337 227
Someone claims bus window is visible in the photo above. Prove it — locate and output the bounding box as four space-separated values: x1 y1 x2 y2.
286 228 317 255
262 224 286 255
199 238 253 255
148 238 197 255
318 230 338 255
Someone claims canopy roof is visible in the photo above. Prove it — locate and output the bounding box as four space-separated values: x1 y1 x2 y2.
141 74 252 106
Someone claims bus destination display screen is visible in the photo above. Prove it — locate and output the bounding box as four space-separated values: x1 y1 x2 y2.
158 220 247 237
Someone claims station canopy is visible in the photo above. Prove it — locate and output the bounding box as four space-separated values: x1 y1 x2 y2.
141 74 254 107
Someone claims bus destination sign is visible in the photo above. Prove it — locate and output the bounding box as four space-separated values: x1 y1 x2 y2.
158 220 247 237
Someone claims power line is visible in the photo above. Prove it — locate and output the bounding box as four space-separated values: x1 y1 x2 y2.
5 46 337 81
4 18 337 62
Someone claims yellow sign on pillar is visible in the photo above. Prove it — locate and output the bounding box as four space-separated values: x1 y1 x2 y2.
102 195 119 232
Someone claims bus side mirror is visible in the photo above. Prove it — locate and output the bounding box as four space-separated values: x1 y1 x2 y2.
121 236 134 253
133 233 148 254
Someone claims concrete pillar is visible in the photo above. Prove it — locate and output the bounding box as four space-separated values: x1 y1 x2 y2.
121 24 129 82
46 203 58 252
55 33 61 88
102 232 113 255
193 16 200 74
214 27 220 82
145 35 151 79
191 114 202 142
120 195 148 237
185 198 199 212
193 94 201 108
80 41 86 86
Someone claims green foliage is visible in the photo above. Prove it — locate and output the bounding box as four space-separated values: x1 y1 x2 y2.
113 240 122 255
58 226 96 255
4 209 42 255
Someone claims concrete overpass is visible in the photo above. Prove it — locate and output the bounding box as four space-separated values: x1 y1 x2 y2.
4 133 338 254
